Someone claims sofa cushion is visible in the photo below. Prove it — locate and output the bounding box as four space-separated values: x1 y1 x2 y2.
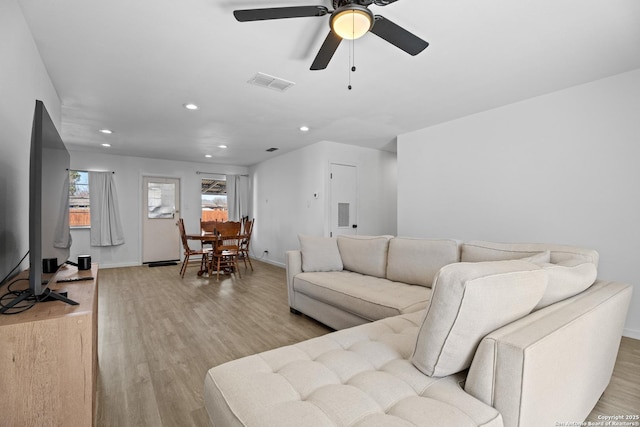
386 237 460 287
294 271 431 321
534 259 597 309
298 235 343 272
204 311 502 427
461 241 599 265
337 235 392 278
411 260 547 377
519 250 551 265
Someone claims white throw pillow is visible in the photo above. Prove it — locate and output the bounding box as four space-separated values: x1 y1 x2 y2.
411 260 547 377
298 235 343 272
519 250 551 265
461 241 599 265
534 259 597 309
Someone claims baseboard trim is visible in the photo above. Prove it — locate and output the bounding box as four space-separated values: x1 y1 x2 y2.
623 328 640 340
260 258 285 269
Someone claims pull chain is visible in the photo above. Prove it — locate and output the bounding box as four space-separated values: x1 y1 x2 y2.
348 12 356 90
348 39 353 90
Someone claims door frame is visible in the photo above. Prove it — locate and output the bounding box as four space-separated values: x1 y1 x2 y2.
139 174 182 264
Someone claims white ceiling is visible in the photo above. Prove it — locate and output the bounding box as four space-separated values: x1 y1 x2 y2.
18 0 640 166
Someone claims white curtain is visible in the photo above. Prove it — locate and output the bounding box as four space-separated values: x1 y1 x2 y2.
89 171 125 246
226 175 249 221
53 174 72 248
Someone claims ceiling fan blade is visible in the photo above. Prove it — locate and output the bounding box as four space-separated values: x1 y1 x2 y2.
310 31 342 70
234 6 329 22
369 15 428 55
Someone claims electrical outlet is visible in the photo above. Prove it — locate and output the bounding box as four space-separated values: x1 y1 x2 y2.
264 250 269 255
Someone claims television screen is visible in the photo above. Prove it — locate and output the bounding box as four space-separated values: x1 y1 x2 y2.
29 100 71 295
0 100 73 314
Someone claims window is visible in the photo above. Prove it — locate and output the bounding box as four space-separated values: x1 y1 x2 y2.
147 182 176 219
201 178 227 222
69 170 90 228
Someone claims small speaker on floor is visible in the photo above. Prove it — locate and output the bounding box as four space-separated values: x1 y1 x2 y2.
43 258 58 274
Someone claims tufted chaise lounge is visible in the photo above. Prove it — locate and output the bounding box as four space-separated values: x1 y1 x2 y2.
204 310 502 427
204 239 632 427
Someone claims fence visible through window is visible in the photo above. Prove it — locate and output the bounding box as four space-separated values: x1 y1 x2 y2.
201 177 228 222
69 170 90 228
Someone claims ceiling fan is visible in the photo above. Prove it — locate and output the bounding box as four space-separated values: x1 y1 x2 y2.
233 0 429 70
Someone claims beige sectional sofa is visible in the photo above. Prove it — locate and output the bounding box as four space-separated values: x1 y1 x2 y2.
286 235 461 330
204 237 632 427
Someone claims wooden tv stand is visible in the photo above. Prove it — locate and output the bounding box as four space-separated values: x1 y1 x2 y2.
0 263 98 426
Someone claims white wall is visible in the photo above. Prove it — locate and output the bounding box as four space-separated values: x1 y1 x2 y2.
71 140 396 269
0 0 61 278
250 140 397 267
68 151 247 268
397 69 640 338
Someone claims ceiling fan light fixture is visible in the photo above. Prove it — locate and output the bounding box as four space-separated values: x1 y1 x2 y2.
331 6 373 40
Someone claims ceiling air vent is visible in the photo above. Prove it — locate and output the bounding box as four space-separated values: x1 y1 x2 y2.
248 72 295 92
266 147 279 152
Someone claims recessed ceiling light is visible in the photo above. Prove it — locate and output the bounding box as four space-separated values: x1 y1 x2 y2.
101 143 111 147
299 126 309 132
98 129 113 134
218 145 228 149
205 154 212 158
184 103 199 110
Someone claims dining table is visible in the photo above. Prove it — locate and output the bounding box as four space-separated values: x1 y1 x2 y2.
185 231 246 276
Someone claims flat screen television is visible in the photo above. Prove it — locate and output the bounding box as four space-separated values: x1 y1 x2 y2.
0 100 76 313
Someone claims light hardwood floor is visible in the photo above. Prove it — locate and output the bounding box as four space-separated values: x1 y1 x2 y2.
96 261 331 427
586 336 640 421
96 261 640 426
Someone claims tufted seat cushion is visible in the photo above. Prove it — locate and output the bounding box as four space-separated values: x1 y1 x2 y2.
204 312 503 427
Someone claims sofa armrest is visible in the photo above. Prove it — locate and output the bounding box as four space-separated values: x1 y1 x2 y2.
285 250 302 308
465 280 632 427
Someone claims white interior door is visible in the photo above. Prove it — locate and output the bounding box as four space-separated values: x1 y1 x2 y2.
330 163 358 237
142 176 181 263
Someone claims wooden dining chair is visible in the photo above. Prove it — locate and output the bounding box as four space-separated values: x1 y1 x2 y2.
210 221 242 280
177 218 211 278
239 218 254 271
200 219 219 250
200 219 219 234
